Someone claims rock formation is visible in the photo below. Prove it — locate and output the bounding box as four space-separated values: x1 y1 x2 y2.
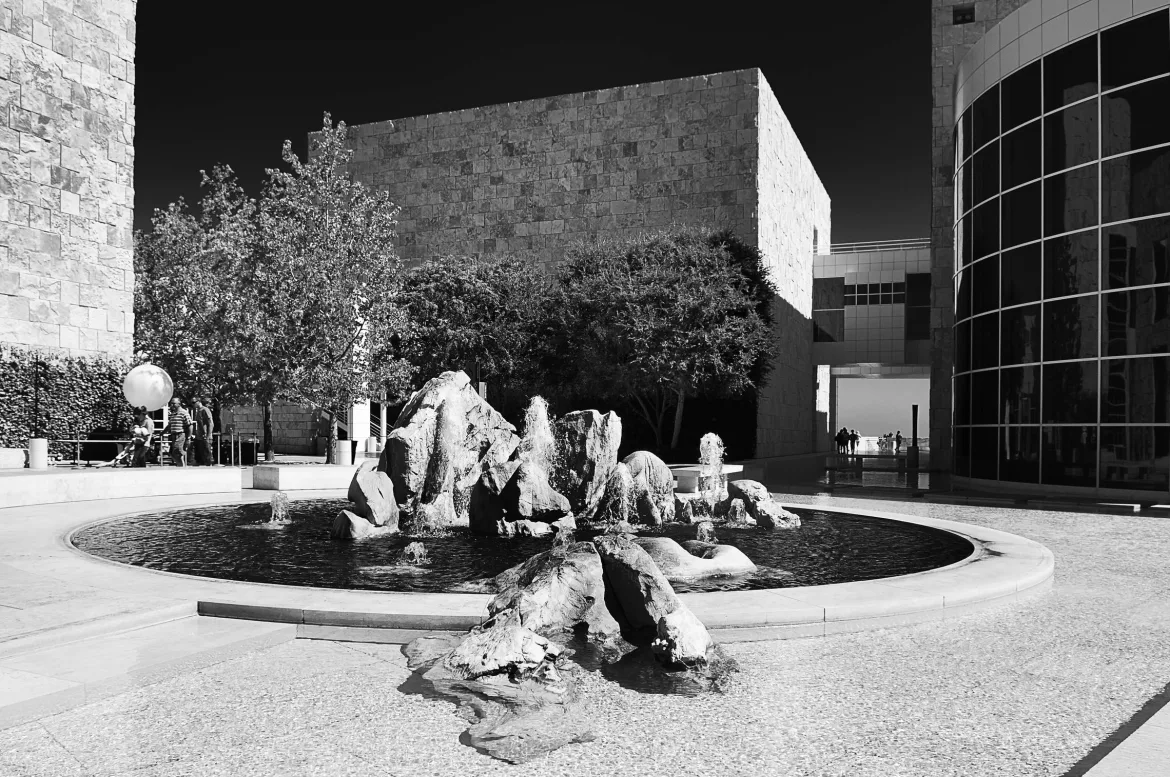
330 509 396 540
499 460 571 523
623 450 675 525
722 479 800 529
347 460 399 530
553 410 622 521
634 536 757 581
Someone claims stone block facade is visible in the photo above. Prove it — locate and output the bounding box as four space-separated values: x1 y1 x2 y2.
220 402 328 456
343 67 830 458
0 0 135 358
930 0 1023 470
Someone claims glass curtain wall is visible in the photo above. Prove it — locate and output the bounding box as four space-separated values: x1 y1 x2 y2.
952 8 1170 491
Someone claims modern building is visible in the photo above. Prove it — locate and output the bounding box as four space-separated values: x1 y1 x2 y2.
337 67 832 460
942 0 1170 497
0 0 137 358
812 238 934 449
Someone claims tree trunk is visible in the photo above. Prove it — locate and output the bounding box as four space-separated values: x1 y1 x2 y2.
328 414 339 465
670 389 686 451
263 401 275 462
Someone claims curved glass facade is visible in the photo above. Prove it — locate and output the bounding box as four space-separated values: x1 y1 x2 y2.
953 8 1170 492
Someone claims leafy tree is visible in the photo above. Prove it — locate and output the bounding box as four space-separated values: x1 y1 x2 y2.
392 254 551 410
545 227 777 453
250 113 415 461
133 165 260 434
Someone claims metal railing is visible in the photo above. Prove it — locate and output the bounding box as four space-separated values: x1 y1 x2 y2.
826 238 931 254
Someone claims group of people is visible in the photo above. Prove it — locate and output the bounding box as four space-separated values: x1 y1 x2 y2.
835 428 906 455
126 397 215 468
835 427 860 454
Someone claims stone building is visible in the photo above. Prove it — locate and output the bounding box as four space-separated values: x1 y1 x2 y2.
341 67 831 459
0 0 136 358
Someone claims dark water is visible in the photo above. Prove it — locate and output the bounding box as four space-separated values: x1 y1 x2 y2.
71 499 974 593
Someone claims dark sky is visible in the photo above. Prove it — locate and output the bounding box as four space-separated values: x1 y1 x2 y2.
133 4 929 245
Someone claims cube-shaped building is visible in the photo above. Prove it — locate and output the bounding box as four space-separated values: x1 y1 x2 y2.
340 67 831 458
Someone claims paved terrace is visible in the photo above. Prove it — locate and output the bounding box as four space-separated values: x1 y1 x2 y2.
0 483 1166 775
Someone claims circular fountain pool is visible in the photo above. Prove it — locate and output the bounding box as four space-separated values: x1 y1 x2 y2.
71 499 975 593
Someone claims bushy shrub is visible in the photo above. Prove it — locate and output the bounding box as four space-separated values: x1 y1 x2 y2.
0 345 132 457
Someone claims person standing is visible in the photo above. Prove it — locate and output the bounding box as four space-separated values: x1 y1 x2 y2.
129 407 153 468
850 429 860 454
167 397 192 467
896 430 903 453
192 397 214 466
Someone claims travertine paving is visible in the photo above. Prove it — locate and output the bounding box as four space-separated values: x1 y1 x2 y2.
1 494 1166 777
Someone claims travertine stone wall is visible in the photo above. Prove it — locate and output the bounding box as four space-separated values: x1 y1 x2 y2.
930 0 1023 471
220 402 326 456
754 70 830 457
345 70 763 272
0 0 135 358
344 67 830 457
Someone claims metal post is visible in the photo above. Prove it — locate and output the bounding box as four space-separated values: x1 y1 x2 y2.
907 404 921 471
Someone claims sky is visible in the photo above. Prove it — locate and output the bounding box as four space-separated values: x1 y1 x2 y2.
132 3 931 243
837 379 930 439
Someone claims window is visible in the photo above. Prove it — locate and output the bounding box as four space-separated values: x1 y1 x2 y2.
972 85 1000 150
1103 76 1170 157
973 140 1000 204
1002 243 1042 306
972 257 1000 315
1043 295 1099 361
905 273 931 340
953 4 975 25
1044 98 1097 174
1002 61 1041 133
1102 145 1170 223
813 310 845 342
1103 218 1170 290
1042 361 1098 423
1044 229 1098 298
1002 120 1041 190
1002 182 1041 248
1043 36 1098 111
1101 10 1170 90
1043 165 1098 237
812 277 844 310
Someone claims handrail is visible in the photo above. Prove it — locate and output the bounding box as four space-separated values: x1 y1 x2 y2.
827 238 931 254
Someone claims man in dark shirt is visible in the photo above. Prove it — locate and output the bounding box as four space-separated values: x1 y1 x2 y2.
192 397 214 466
167 397 192 467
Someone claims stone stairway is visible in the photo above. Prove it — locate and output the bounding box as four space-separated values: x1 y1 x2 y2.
0 615 295 729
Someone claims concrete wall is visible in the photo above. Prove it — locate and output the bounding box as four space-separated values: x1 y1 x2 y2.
343 67 830 458
0 0 136 357
220 403 328 456
930 0 1025 471
754 70 830 457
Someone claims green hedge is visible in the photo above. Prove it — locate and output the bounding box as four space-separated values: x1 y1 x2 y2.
0 345 133 457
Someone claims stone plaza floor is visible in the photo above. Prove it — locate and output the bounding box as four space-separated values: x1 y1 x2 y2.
1 492 1168 776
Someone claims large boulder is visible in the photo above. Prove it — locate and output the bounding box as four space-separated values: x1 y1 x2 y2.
633 536 757 581
623 451 675 525
331 509 394 541
490 542 621 642
403 613 594 764
380 371 518 507
468 459 521 535
500 461 571 523
347 460 399 529
756 501 801 529
592 534 714 667
594 462 634 526
553 410 622 520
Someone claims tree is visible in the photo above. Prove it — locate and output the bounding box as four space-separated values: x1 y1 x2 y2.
133 165 261 437
392 254 551 410
546 227 777 453
250 113 415 462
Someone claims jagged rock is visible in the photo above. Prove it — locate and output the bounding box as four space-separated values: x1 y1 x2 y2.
380 371 519 507
634 537 757 580
592 534 714 667
500 460 571 523
469 459 521 535
695 520 717 543
756 501 801 529
595 462 634 525
726 479 769 508
554 410 622 520
725 498 748 525
411 491 460 533
499 519 554 537
675 496 696 524
403 614 594 764
551 515 577 535
331 509 394 540
347 460 399 529
490 542 621 642
623 451 675 525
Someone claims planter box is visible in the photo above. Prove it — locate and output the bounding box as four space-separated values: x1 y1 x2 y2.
253 464 359 491
0 448 27 469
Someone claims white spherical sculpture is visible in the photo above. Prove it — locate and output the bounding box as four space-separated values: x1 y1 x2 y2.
123 364 174 411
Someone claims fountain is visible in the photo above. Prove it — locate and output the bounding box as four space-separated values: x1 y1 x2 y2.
269 491 290 525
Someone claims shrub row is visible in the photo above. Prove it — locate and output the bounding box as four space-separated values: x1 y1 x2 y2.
0 345 133 457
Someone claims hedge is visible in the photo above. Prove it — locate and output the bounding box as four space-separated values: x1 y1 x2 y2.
0 344 133 458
